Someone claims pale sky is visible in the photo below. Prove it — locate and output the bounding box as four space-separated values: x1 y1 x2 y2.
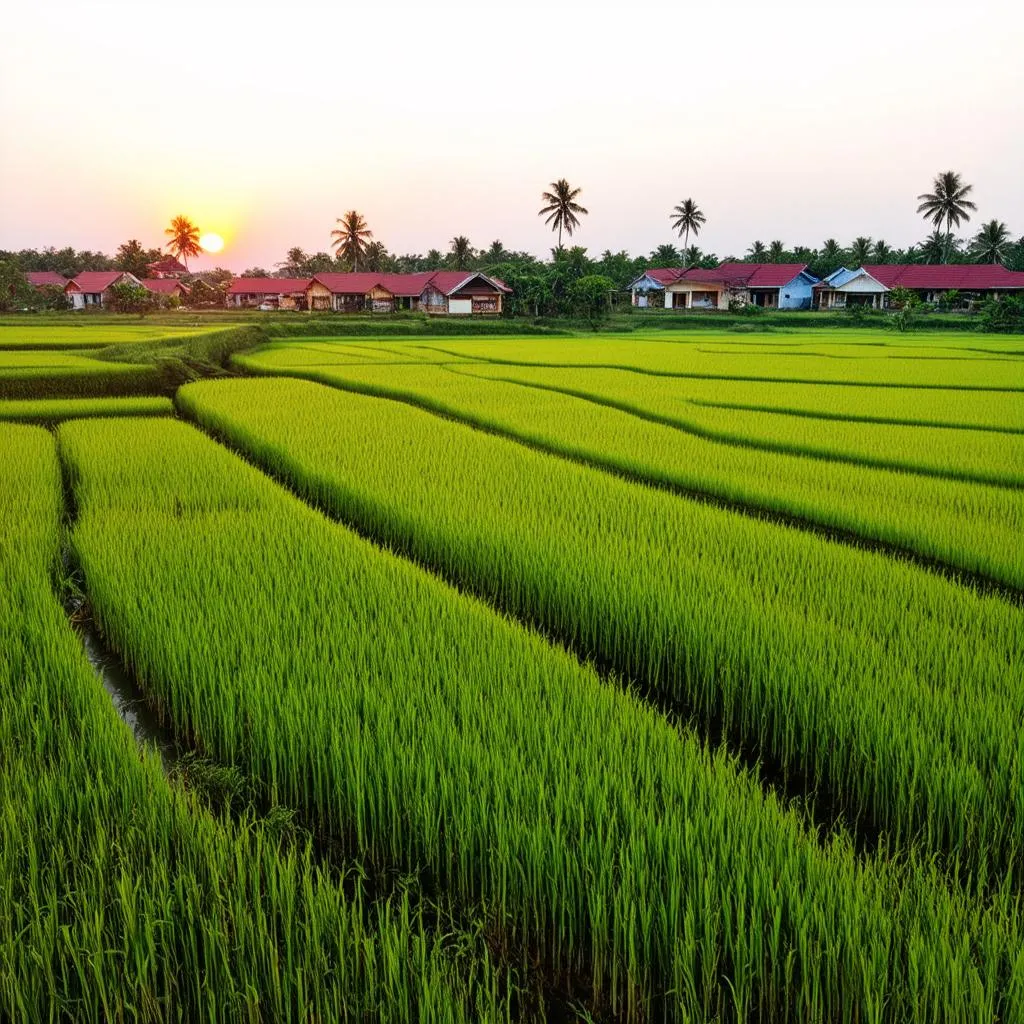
2 0 1022 271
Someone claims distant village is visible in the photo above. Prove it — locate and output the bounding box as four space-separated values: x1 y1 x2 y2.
21 257 1024 316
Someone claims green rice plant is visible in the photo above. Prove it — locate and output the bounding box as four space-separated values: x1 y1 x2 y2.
60 415 1024 1023
399 333 1024 389
0 395 173 423
453 363 1024 487
179 377 1024 887
0 324 223 350
231 357 1024 591
0 350 162 399
0 422 514 1024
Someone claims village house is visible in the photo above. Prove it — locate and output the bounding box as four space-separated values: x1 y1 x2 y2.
65 271 142 309
146 256 189 279
630 264 819 310
859 264 1024 305
303 271 510 314
141 278 189 301
226 278 311 310
25 271 69 289
813 267 890 309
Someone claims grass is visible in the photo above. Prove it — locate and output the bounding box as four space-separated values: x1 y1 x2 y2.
0 349 162 399
232 355 1024 591
0 395 173 423
0 421 514 1024
180 375 1024 887
0 324 224 349
60 414 1024 1023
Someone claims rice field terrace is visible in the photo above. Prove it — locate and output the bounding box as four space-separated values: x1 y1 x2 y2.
3 321 1024 1022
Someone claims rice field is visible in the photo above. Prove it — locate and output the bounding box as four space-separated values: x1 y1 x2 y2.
5 324 1024 1020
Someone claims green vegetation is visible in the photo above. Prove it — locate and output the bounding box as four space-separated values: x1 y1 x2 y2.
0 323 223 349
0 422 513 1023
60 416 1024 1022
233 355 1024 590
180 376 1024 885
0 395 173 423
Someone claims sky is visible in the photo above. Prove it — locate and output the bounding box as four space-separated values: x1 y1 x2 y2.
1 0 1022 272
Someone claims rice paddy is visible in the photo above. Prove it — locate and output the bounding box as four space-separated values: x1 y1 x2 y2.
5 323 1024 1021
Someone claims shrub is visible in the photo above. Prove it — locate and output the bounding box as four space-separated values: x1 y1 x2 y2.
979 295 1024 333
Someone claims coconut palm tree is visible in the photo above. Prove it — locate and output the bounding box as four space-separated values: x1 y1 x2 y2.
670 200 706 267
872 239 893 263
683 245 708 269
921 230 948 265
971 220 1012 264
916 171 977 263
164 215 202 270
768 240 786 263
449 236 474 270
650 243 681 267
538 179 588 248
330 211 373 271
746 240 768 261
363 241 391 272
849 237 873 266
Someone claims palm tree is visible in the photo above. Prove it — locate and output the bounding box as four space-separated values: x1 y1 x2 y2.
768 240 786 263
921 230 947 264
164 215 201 270
872 239 893 263
483 240 508 264
746 240 767 261
683 245 707 269
971 220 1012 264
849 236 873 266
670 199 706 267
916 171 977 263
650 243 680 267
330 211 373 271
363 241 391 272
449 236 474 270
538 179 588 248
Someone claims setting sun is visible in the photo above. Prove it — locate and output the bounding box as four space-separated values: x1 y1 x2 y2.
199 232 224 253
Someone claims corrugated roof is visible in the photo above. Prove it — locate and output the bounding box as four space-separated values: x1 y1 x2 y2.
861 264 1024 290
67 271 134 293
141 278 188 294
681 263 813 288
227 277 312 295
25 271 68 288
146 256 188 275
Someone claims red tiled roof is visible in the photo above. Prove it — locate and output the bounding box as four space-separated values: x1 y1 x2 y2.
427 271 509 295
681 263 811 288
227 277 311 295
25 271 68 288
67 271 134 293
377 272 436 297
147 256 188 275
309 273 391 295
141 278 188 295
860 264 1024 290
641 268 686 286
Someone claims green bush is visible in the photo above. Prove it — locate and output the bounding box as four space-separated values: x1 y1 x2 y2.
979 295 1024 333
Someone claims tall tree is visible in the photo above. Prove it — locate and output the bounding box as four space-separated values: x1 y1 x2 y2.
363 241 392 272
164 215 201 270
669 199 706 267
872 239 893 263
971 220 1012 264
114 239 157 279
768 240 786 263
483 240 508 265
746 240 768 261
448 236 474 270
277 247 310 275
538 179 588 248
649 244 680 267
330 211 373 271
849 236 873 266
920 230 948 265
916 171 977 263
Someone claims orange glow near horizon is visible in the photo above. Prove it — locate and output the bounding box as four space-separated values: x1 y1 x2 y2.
200 232 224 254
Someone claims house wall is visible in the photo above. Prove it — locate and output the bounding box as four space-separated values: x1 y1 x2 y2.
420 286 447 313
631 274 666 307
306 281 333 311
778 275 815 310
665 283 728 309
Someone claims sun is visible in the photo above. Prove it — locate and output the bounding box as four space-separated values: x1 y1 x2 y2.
199 232 224 254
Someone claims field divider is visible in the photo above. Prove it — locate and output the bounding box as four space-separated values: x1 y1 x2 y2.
412 344 1024 393
178 401 886 858
447 367 1024 490
687 398 1024 436
223 364 1024 607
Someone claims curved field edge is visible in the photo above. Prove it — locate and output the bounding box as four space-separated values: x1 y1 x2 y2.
58 415 1024 1023
230 355 1024 596
0 422 514 1024
176 377 1024 887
